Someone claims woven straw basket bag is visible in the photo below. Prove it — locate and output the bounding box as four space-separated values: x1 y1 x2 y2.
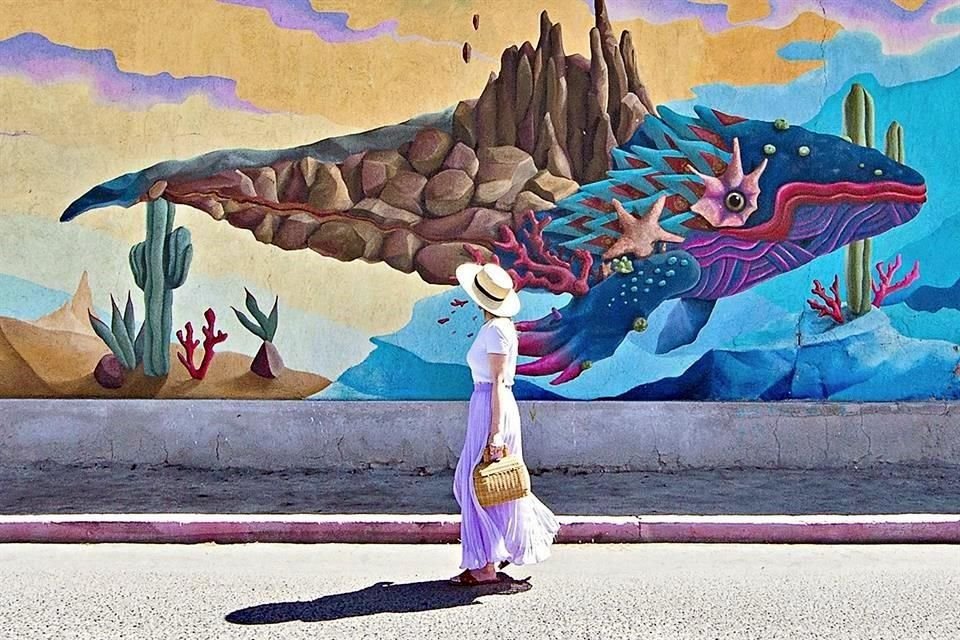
473 446 531 507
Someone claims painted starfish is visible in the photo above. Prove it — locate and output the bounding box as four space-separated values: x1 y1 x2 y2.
688 137 767 228
602 196 684 261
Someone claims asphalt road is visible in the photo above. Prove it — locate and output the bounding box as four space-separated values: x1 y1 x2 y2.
4 462 960 515
0 543 957 639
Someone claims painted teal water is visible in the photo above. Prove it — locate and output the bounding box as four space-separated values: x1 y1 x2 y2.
0 274 70 321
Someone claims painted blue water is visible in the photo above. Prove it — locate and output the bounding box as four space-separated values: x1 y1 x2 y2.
0 274 70 321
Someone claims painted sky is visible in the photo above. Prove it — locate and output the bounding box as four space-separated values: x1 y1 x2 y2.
607 0 960 52
0 0 840 121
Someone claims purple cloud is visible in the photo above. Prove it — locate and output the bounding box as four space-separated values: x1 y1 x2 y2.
601 0 960 54
0 33 267 112
217 0 397 42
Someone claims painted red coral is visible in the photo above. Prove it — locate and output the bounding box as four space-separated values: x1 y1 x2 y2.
177 308 228 380
872 255 920 307
490 209 593 297
808 275 845 324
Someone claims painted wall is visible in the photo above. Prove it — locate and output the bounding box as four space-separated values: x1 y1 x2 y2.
0 0 958 401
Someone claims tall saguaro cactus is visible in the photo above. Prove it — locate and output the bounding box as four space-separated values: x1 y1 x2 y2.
843 83 875 317
129 199 193 377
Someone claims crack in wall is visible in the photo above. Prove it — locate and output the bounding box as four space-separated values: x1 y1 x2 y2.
818 0 830 105
823 418 830 462
772 418 783 467
855 411 873 465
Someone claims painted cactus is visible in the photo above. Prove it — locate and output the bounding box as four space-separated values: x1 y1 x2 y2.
843 83 875 317
129 198 192 377
233 289 285 378
886 121 904 165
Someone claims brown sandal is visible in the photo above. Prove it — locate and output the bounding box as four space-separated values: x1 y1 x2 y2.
449 569 501 586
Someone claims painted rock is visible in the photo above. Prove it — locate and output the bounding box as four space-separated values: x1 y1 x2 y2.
94 354 125 389
424 169 475 218
407 128 454 176
251 341 285 379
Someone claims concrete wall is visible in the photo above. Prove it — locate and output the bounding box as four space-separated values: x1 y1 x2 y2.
2 400 958 471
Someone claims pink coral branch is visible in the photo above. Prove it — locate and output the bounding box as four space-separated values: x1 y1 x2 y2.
492 209 593 297
807 275 845 324
177 308 228 380
872 255 920 307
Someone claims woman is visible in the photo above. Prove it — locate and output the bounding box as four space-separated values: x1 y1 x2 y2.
449 261 560 586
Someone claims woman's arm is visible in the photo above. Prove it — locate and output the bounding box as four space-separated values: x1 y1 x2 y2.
487 353 509 456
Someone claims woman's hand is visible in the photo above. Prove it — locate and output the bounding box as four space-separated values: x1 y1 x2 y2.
485 431 506 462
484 443 506 462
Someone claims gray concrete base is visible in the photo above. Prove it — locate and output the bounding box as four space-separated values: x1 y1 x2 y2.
1 400 958 471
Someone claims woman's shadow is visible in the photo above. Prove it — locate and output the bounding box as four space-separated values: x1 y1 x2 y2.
225 574 532 625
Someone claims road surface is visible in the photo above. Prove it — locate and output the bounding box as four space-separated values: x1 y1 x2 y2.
1 543 958 639
4 462 960 515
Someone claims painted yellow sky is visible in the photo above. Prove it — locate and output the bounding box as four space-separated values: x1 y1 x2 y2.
892 0 929 9
0 0 838 126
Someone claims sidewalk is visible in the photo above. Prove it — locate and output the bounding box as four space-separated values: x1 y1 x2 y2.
3 462 960 516
3 463 960 544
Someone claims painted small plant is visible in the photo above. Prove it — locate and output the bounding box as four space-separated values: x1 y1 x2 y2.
176 308 228 381
872 255 920 307
808 275 845 325
233 289 285 379
89 292 144 388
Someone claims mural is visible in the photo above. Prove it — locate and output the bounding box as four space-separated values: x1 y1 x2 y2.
1 0 959 400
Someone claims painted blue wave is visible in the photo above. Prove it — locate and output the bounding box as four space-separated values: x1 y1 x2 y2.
614 309 960 401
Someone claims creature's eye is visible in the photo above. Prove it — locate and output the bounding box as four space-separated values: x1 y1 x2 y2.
724 191 746 212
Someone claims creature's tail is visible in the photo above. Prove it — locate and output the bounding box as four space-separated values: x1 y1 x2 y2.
61 172 148 222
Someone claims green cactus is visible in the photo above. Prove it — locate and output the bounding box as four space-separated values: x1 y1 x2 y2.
843 83 876 317
232 289 279 342
130 198 193 377
843 83 875 148
886 121 905 164
89 292 144 371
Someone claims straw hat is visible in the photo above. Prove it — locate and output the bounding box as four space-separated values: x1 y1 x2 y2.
455 262 521 318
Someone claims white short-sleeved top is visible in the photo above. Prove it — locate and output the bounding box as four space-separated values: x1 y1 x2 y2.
466 317 518 385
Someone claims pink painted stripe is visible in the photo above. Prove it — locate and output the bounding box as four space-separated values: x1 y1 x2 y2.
640 521 960 544
1 515 958 544
0 517 461 545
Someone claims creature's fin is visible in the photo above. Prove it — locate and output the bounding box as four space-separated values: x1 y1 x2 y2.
655 298 716 354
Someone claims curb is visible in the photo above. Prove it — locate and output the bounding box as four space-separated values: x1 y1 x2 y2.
2 514 960 544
